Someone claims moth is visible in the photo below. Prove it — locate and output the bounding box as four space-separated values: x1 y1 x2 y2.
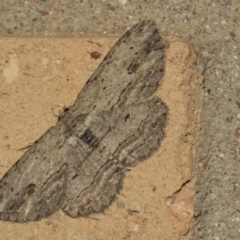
0 20 167 222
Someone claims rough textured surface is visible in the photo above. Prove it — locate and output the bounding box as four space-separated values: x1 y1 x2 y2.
0 21 167 222
0 33 201 238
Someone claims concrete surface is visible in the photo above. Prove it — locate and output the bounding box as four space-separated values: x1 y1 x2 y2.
0 1 239 240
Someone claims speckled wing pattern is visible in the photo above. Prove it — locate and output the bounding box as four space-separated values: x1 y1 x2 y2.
0 20 168 222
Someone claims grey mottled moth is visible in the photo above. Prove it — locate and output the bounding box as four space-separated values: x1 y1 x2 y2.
0 20 167 222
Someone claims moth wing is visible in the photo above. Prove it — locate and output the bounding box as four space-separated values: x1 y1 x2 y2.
113 96 168 167
60 97 167 218
61 158 124 218
61 20 165 126
0 126 67 222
